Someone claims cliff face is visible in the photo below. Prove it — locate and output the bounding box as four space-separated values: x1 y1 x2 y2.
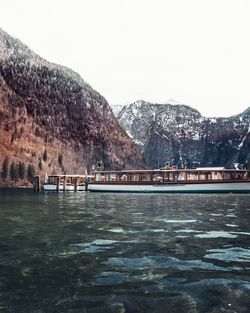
114 101 250 169
0 29 144 186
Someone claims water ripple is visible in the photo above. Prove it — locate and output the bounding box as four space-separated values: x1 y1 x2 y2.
156 219 197 223
1 190 250 312
205 247 250 262
104 256 229 272
195 231 238 238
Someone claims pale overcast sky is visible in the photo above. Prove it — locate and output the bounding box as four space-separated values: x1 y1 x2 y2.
1 0 250 117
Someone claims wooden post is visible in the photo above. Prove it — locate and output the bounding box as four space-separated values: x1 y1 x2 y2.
56 177 60 192
34 176 40 192
63 176 66 192
84 175 88 191
74 178 78 192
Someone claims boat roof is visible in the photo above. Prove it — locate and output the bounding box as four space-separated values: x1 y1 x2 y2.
196 167 225 171
94 168 248 174
48 174 90 178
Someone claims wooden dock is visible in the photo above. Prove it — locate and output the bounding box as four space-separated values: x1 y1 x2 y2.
34 174 90 192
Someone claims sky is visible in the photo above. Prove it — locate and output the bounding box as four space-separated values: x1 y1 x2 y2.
1 0 250 117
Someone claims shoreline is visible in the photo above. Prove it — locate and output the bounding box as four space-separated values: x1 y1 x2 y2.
0 186 33 190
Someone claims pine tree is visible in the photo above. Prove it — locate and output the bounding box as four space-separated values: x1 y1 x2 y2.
27 164 35 183
1 158 8 179
43 149 48 162
10 161 18 181
58 153 63 167
18 162 25 179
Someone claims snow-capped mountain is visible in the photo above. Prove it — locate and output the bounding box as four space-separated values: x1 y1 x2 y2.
115 100 250 168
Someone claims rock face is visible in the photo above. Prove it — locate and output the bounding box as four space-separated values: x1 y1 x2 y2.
114 100 250 169
0 29 144 186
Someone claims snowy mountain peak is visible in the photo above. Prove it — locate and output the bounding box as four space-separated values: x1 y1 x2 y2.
163 98 182 105
116 100 250 168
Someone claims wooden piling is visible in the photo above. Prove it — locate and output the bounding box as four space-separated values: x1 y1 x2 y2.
34 176 40 192
84 176 88 191
63 176 66 192
74 178 78 192
56 177 60 192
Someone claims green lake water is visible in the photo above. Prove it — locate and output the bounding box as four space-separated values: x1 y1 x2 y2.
0 189 250 312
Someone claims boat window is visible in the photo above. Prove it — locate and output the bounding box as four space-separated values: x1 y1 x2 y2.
211 171 223 180
199 173 206 180
141 174 151 181
163 172 169 181
119 174 128 181
106 174 116 181
152 173 163 182
179 172 186 180
130 174 140 181
96 173 106 182
186 172 199 180
223 172 231 180
174 171 182 181
236 172 243 180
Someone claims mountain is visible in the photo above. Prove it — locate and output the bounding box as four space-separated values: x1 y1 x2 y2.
0 29 144 186
111 104 125 117
115 100 250 169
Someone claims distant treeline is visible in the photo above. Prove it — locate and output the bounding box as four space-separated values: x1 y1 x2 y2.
1 158 35 183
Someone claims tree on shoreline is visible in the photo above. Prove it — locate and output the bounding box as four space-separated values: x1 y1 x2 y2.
10 161 18 181
58 153 63 168
38 159 42 170
18 162 25 179
27 164 35 183
1 158 9 179
43 149 48 162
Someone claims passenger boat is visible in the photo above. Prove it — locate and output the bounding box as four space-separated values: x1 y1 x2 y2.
88 167 250 193
42 175 86 191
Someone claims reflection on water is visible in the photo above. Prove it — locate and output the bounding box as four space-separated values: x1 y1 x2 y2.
194 231 238 238
0 189 250 313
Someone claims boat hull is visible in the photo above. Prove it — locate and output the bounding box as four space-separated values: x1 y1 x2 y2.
88 182 250 193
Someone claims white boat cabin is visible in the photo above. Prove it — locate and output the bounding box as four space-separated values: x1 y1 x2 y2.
93 167 250 185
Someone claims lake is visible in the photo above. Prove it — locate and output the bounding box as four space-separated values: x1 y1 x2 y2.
0 189 250 313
